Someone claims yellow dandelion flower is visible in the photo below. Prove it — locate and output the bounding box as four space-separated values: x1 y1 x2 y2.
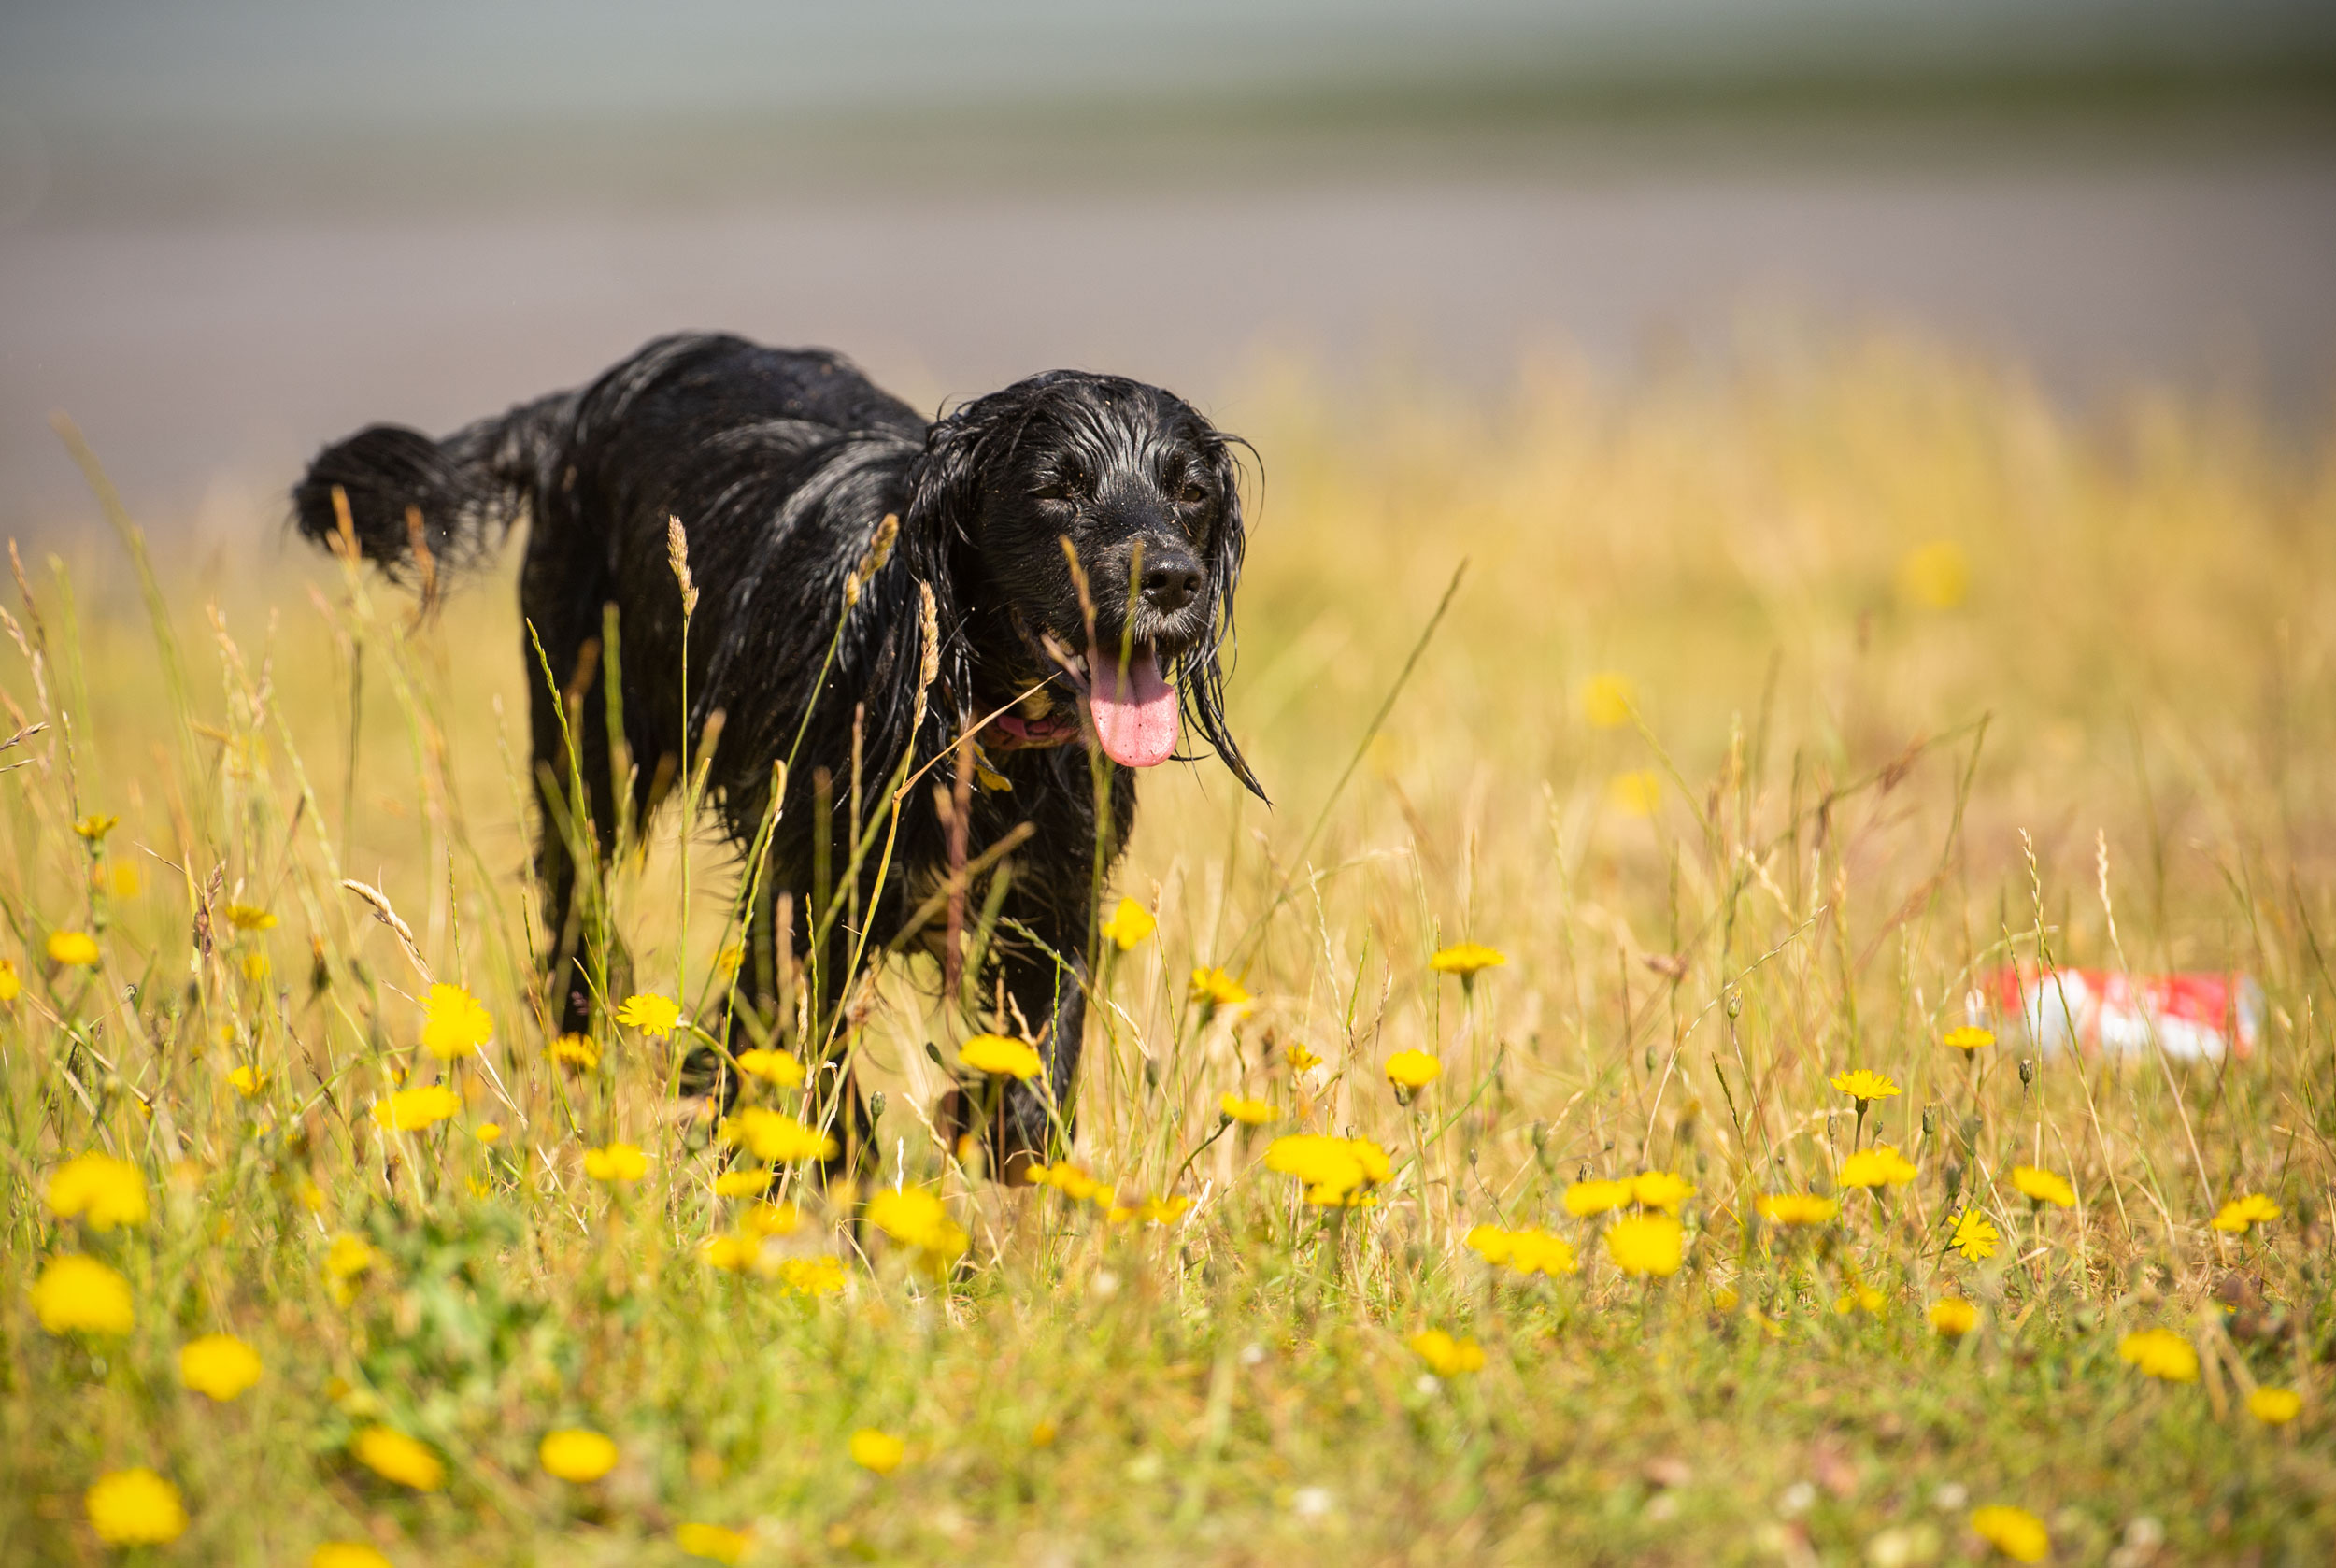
476 1122 504 1146
720 1107 838 1164
539 1428 619 1482
714 1168 773 1198
178 1333 264 1401
865 1186 968 1260
85 1468 187 1546
1830 1069 1901 1103
1262 1134 1390 1207
583 1142 649 1184
2118 1328 2199 1383
229 1065 266 1098
46 1152 150 1231
240 951 272 982
1898 539 1971 610
676 1522 751 1564
1428 941 1506 977
848 1428 906 1475
224 903 278 932
106 863 141 899
2210 1192 2280 1233
735 1048 805 1087
2246 1386 2301 1426
1100 897 1157 950
614 992 684 1039
351 1425 446 1490
548 1033 601 1070
1969 1504 2048 1563
1604 1212 1685 1277
1631 1170 1696 1213
1833 1285 1887 1316
47 930 101 967
419 982 492 1059
1755 1192 1839 1226
1463 1225 1517 1266
741 1202 801 1237
1580 671 1635 728
1407 1329 1487 1378
779 1255 847 1296
1930 1298 1979 1337
1506 1230 1578 1276
0 959 19 1002
1189 966 1252 1018
703 1233 761 1273
1132 1194 1192 1225
369 1084 461 1133
1220 1093 1275 1125
74 812 121 840
1562 1177 1634 1217
324 1233 377 1280
2012 1166 2076 1208
31 1253 135 1336
1284 1041 1321 1072
1605 769 1662 816
1383 1049 1441 1090
715 943 745 975
1943 1025 1993 1051
312 1542 393 1568
1838 1146 1918 1190
1946 1210 2000 1262
959 1033 1044 1080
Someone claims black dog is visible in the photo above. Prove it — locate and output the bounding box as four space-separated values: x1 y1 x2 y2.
293 333 1261 1175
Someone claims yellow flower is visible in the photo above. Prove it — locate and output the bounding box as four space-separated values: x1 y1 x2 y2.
2246 1386 2302 1426
2118 1327 2199 1383
85 1467 188 1546
1943 1025 1993 1051
240 951 271 982
31 1253 134 1335
1100 897 1157 950
0 959 19 1002
351 1425 446 1490
676 1522 751 1564
714 1168 773 1198
1604 1212 1685 1277
1833 1285 1887 1316
420 982 493 1059
476 1122 504 1146
716 943 745 975
1132 1195 1192 1226
1631 1170 1695 1213
741 1202 801 1237
229 1065 267 1098
1262 1134 1390 1206
703 1233 761 1273
1407 1329 1486 1378
1189 966 1252 1018
1562 1177 1633 1217
2012 1165 2076 1208
325 1233 377 1281
1969 1504 2048 1563
1830 1069 1901 1103
959 1033 1044 1080
735 1048 805 1087
1605 770 1662 816
1580 671 1635 728
1284 1041 1321 1072
549 1033 601 1070
1219 1093 1275 1126
370 1084 462 1133
1428 941 1507 977
74 812 121 840
1946 1210 2000 1262
46 1152 150 1231
1383 1049 1441 1090
539 1428 619 1482
2210 1192 2280 1233
1838 1146 1918 1190
1505 1229 1578 1277
866 1186 969 1260
779 1255 847 1296
178 1333 264 1401
1756 1192 1839 1226
615 992 684 1039
849 1428 906 1475
224 904 278 932
1898 539 1971 609
721 1108 838 1164
1930 1298 1979 1337
47 930 101 967
583 1142 649 1184
312 1542 394 1568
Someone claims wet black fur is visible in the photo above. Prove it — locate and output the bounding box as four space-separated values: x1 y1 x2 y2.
293 333 1258 1172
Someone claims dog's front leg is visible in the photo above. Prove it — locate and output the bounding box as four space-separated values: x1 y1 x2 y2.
987 921 1090 1182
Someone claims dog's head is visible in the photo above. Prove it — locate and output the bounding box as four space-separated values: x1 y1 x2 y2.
911 372 1262 799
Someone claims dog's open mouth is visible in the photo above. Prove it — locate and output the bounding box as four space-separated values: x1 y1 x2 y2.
995 630 1181 769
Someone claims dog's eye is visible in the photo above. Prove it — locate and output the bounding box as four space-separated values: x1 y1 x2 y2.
1035 465 1088 503
1177 480 1208 506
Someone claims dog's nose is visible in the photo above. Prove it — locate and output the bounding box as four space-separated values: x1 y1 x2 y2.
1142 556 1203 612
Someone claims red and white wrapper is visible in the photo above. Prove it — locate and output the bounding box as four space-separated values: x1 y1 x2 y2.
1978 965 2261 1062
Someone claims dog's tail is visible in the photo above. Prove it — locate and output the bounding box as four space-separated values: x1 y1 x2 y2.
292 391 577 580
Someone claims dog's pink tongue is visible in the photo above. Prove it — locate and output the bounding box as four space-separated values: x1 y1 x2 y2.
1088 645 1179 767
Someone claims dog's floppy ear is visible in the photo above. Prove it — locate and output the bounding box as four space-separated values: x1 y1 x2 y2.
900 405 992 731
1185 433 1267 802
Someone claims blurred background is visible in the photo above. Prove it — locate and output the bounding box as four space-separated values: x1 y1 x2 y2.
3 0 2334 536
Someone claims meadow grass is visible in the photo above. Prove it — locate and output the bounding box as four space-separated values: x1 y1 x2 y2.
3 335 2333 1565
